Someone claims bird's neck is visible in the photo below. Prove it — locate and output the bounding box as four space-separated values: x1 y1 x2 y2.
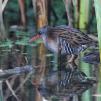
41 34 47 43
41 34 58 53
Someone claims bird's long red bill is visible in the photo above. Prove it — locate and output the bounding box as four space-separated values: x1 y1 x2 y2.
29 34 41 42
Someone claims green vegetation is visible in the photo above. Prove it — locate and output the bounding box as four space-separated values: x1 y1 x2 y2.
0 0 100 101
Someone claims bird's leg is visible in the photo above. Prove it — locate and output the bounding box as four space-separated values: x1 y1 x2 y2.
68 54 78 63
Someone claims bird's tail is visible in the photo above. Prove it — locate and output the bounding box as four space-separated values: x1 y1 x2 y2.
90 41 98 48
88 34 98 47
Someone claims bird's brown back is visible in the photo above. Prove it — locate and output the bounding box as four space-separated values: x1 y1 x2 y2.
46 26 94 48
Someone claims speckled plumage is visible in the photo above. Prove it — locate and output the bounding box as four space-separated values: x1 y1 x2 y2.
39 25 96 55
30 25 97 63
81 50 100 64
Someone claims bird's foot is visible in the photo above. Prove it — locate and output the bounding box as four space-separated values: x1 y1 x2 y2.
68 54 78 64
68 55 76 63
68 60 75 64
68 59 74 63
65 61 77 71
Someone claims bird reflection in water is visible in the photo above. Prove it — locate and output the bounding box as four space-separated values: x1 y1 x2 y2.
38 62 96 100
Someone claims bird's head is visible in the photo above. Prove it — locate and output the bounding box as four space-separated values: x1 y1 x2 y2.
29 26 47 43
39 26 47 35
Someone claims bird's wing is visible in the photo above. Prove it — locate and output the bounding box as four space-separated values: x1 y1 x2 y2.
82 51 100 64
47 26 93 48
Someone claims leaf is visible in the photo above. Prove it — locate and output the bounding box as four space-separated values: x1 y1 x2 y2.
0 40 13 48
45 54 54 57
35 39 43 44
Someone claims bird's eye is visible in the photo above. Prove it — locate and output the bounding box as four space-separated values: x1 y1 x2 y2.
38 32 41 35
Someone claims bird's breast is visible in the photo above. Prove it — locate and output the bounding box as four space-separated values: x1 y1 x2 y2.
46 40 58 53
42 35 58 53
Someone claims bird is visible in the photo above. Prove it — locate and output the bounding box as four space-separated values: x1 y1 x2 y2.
29 25 97 63
81 50 100 64
38 67 96 98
